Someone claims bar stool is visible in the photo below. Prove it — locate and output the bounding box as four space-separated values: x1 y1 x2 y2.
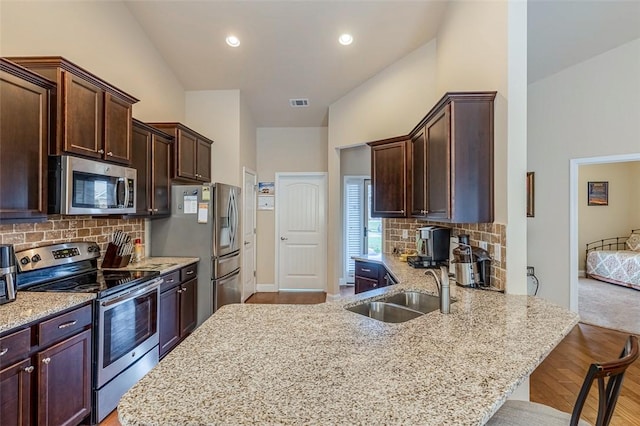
487 335 638 426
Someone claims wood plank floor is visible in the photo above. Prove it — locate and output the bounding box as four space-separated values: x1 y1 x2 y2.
100 293 640 426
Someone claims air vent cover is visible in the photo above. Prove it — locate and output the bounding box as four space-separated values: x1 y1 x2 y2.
289 98 309 107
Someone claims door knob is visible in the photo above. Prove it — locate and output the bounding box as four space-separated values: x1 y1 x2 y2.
280 237 288 241
244 241 250 245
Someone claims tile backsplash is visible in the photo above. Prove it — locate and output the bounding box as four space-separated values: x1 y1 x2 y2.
0 216 145 262
384 218 506 291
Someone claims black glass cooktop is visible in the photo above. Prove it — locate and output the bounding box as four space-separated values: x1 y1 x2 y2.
22 269 160 299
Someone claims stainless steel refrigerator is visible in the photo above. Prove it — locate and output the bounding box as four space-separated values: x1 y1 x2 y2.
151 183 241 326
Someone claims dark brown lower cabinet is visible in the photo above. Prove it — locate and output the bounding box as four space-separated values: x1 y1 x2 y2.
354 261 395 294
159 264 198 358
37 329 91 426
0 305 92 426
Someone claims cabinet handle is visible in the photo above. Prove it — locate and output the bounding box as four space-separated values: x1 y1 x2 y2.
186 270 194 275
154 209 159 212
107 151 113 156
177 289 182 293
98 149 105 154
400 210 405 214
373 282 378 287
24 366 34 373
167 278 175 283
361 268 371 272
58 320 78 329
0 348 8 356
148 209 154 212
181 287 187 292
42 357 51 365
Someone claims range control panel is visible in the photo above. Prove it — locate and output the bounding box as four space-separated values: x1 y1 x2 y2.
15 242 101 272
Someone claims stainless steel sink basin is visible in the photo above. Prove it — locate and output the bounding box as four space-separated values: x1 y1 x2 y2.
345 301 423 323
384 291 441 314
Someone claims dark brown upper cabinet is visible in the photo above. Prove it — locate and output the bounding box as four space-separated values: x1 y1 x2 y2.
410 92 496 223
368 137 409 218
368 91 496 223
131 119 173 217
0 59 55 222
147 123 213 183
7 56 138 165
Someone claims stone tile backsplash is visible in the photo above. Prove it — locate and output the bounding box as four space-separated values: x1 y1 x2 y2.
383 218 506 291
0 216 145 263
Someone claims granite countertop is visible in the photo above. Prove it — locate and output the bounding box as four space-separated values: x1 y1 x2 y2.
103 256 199 275
0 292 95 335
119 254 579 426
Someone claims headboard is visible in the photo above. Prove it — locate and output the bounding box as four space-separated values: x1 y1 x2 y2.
586 229 638 253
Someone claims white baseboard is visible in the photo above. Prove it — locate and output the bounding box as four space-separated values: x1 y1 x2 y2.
326 293 341 301
578 270 586 278
257 283 277 292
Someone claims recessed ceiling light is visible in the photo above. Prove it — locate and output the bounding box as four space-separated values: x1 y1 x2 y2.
226 35 240 47
338 33 353 46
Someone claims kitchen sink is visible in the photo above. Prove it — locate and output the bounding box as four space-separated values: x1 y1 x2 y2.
345 301 423 323
383 291 441 314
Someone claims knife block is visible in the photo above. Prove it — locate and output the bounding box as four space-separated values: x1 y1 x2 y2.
101 243 131 268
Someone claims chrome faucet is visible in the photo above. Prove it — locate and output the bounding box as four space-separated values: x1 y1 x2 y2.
425 265 451 314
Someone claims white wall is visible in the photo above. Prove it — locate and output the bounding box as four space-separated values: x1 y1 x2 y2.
327 40 439 295
528 38 640 307
256 127 328 287
0 1 185 121
578 161 640 272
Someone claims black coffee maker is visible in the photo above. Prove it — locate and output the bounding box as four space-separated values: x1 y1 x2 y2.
0 244 17 304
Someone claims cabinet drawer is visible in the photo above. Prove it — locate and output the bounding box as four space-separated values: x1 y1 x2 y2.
160 270 181 292
355 261 379 279
38 304 92 347
0 327 31 367
181 263 198 282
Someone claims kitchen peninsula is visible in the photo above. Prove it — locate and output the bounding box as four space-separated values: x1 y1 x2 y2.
119 255 579 425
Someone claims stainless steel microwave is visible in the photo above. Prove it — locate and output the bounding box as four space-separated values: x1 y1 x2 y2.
49 155 136 215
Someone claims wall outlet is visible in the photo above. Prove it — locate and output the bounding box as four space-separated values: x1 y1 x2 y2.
479 241 488 250
402 229 408 239
494 243 501 262
527 266 535 276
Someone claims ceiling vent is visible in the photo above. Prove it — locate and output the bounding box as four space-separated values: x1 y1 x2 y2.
289 98 309 107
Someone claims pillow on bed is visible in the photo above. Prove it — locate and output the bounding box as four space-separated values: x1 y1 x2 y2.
627 233 640 251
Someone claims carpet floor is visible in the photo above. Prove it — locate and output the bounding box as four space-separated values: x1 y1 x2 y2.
578 277 640 336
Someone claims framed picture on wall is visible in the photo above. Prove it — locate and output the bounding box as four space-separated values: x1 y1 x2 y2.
587 181 608 206
526 172 535 217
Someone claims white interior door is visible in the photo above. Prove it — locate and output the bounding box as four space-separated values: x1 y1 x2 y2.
242 168 257 301
276 173 327 291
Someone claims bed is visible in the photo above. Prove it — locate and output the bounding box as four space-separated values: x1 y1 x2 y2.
586 229 640 290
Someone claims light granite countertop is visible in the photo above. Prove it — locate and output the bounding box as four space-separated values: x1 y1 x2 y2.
103 256 199 275
0 292 95 335
119 254 579 426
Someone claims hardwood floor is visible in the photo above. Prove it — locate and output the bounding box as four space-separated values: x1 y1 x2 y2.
100 293 640 425
531 323 640 426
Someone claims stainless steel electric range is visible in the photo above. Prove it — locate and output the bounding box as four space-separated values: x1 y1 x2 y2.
16 242 163 424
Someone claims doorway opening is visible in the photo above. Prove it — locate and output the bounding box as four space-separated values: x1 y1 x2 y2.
343 176 382 285
569 153 640 336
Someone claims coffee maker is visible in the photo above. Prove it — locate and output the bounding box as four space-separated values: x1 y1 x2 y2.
452 235 491 288
0 244 17 305
413 226 451 268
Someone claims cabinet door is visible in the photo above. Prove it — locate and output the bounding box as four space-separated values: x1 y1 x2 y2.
131 124 152 215
176 129 197 180
179 277 197 337
0 358 33 426
425 106 450 220
104 92 132 164
62 71 104 158
196 139 212 182
159 286 181 358
0 70 49 220
152 134 172 215
410 129 427 216
371 141 408 217
355 276 380 294
37 329 91 426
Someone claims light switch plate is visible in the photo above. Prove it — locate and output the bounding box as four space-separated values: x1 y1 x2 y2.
402 229 408 239
479 241 488 250
494 244 501 262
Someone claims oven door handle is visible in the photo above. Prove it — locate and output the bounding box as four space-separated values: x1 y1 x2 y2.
100 278 163 307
